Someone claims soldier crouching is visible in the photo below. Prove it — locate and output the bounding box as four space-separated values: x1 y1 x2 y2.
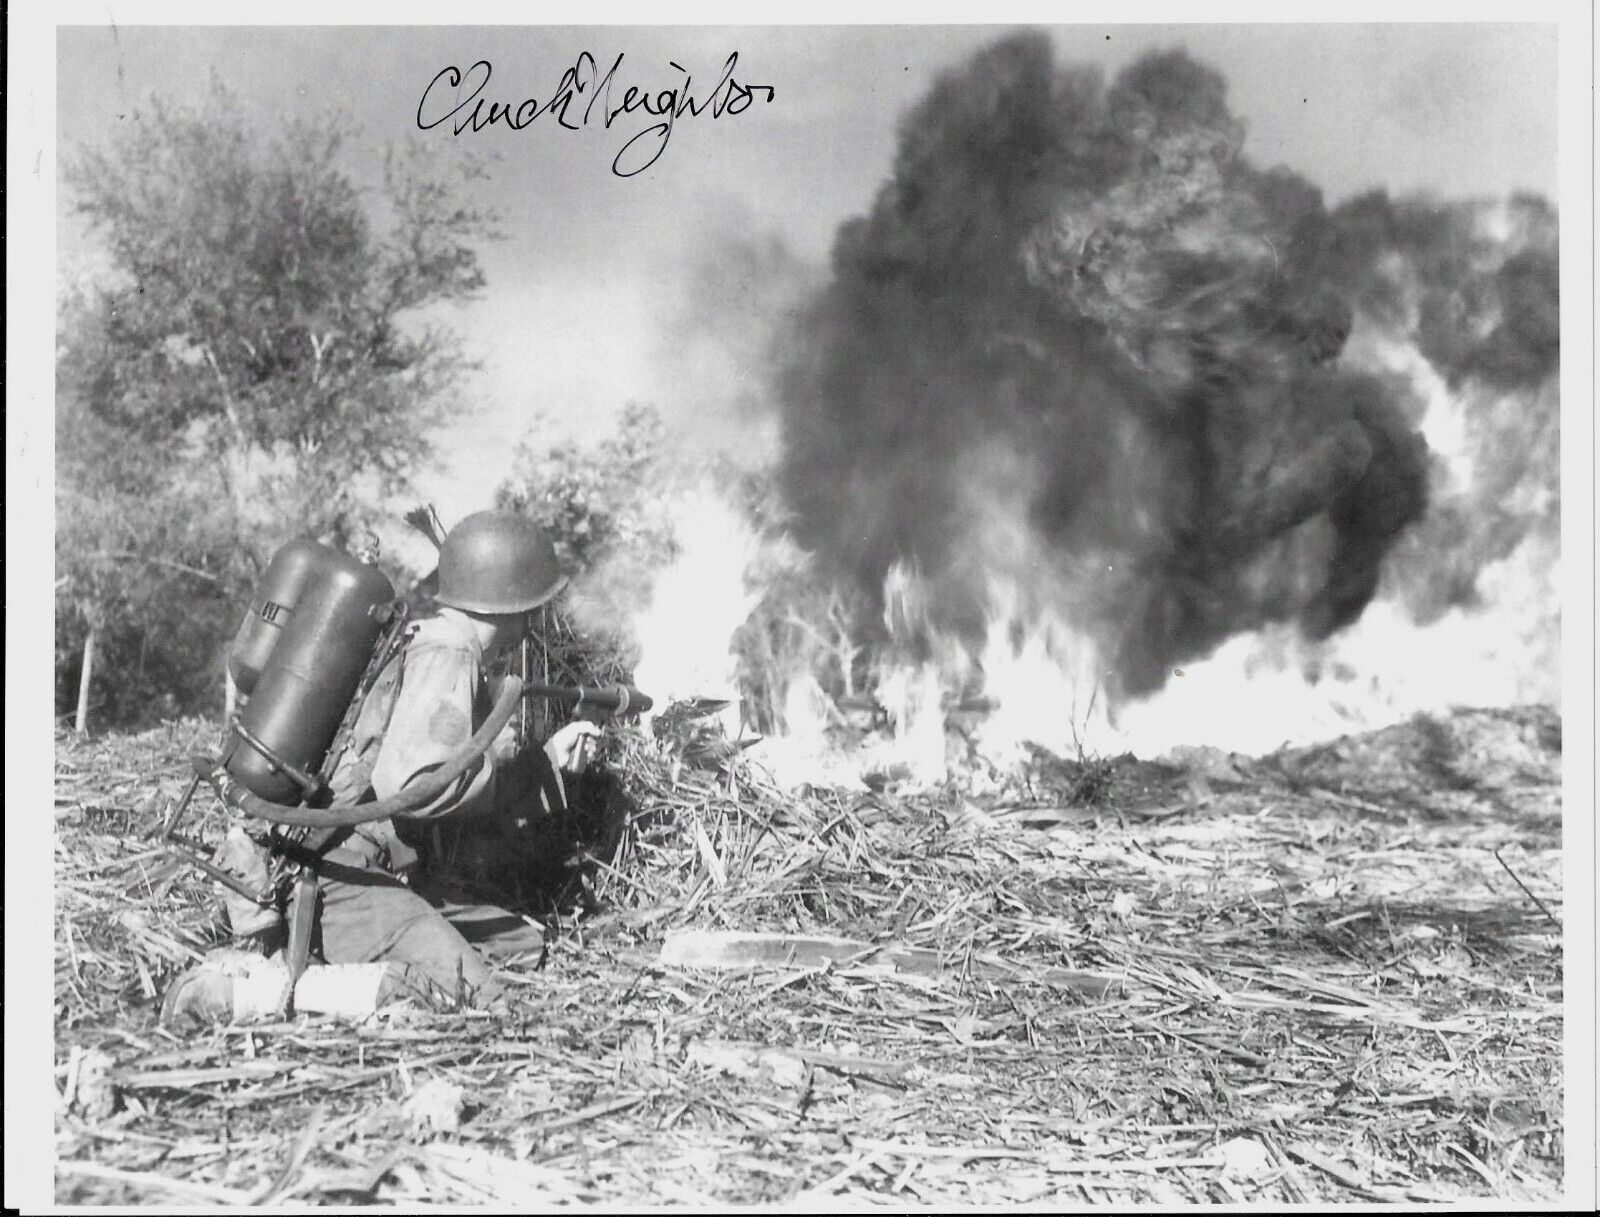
161 511 600 1029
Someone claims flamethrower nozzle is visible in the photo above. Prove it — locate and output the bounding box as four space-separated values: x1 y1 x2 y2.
522 683 653 717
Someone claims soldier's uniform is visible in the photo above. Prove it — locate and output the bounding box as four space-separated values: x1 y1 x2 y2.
215 611 565 1003
172 510 591 1028
316 610 564 999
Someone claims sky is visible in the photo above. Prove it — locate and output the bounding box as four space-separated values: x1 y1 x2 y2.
53 22 1560 519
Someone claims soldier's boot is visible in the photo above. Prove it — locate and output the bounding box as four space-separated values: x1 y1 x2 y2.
158 949 293 1032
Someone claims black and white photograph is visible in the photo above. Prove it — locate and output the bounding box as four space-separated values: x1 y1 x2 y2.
7 3 1594 1209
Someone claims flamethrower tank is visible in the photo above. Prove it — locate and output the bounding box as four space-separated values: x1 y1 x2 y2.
221 540 395 804
227 538 329 697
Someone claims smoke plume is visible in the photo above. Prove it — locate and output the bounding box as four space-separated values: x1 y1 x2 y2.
775 33 1557 706
652 213 822 473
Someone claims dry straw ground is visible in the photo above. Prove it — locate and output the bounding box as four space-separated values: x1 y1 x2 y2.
53 705 1563 1205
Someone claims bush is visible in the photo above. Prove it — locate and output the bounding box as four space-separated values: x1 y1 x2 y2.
495 405 680 688
56 86 494 729
496 406 888 737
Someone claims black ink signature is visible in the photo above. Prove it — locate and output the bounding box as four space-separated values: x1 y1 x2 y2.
417 53 776 177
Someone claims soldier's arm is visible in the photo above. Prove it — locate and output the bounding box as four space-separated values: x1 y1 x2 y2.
369 642 501 819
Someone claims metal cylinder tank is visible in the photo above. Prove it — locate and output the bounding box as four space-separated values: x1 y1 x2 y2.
227 537 327 697
222 541 395 803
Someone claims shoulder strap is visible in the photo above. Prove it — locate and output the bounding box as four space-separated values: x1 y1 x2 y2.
324 625 417 807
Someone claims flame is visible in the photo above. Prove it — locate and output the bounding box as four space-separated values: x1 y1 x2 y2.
870 661 952 784
744 674 852 788
970 586 1109 767
858 525 1556 773
626 219 1555 788
1110 535 1557 755
631 381 1554 788
630 489 765 739
631 427 1555 787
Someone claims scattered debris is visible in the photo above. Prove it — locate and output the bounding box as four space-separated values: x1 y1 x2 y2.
404 1079 467 1138
64 1048 119 1121
53 706 1563 1204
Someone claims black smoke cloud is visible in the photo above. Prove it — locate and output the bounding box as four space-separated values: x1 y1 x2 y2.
775 33 1556 701
1326 190 1560 626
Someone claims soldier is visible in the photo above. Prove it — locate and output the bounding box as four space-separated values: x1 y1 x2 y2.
161 511 600 1028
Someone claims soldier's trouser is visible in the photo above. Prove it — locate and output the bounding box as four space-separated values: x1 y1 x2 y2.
314 860 504 1005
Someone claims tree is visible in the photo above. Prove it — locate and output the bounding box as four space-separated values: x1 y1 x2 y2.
55 381 236 726
496 404 675 576
56 81 498 728
490 405 679 687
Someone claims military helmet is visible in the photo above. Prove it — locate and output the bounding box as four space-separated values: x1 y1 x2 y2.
435 511 566 615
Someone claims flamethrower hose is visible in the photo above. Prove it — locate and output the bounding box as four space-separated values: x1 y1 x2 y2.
193 675 524 829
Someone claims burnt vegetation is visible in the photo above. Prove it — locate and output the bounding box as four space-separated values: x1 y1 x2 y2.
56 705 1562 1204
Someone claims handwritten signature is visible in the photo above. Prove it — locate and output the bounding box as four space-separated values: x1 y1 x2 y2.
418 54 776 177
